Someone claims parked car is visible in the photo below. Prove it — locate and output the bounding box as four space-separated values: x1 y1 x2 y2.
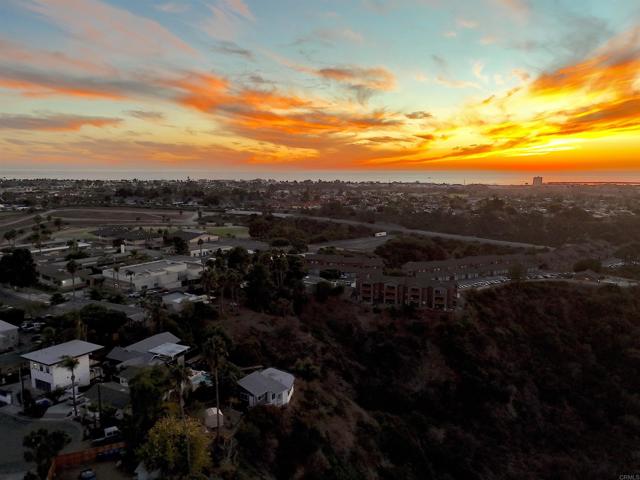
66 395 87 406
91 426 122 446
35 398 52 408
78 468 96 479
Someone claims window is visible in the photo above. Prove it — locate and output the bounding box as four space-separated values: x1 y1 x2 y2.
45 366 50 374
272 393 276 400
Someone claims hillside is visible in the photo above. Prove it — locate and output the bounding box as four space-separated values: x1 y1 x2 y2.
218 282 640 479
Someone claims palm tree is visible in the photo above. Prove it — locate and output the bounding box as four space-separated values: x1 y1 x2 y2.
126 270 134 291
201 264 219 305
226 269 242 312
203 331 229 442
66 260 78 300
170 362 192 473
114 265 120 288
60 355 80 417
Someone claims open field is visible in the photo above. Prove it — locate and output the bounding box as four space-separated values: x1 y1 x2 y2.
51 227 99 241
206 225 250 238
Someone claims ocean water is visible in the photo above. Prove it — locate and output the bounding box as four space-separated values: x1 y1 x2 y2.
1 169 639 184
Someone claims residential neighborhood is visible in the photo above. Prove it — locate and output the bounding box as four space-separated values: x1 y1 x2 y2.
1 178 640 478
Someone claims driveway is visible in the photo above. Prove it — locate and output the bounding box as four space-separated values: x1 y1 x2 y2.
0 410 85 477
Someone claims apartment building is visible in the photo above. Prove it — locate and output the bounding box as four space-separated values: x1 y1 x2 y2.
357 274 457 310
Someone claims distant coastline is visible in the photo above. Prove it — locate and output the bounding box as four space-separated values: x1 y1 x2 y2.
2 169 640 185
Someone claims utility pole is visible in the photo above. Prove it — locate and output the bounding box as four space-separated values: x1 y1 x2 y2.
19 363 25 410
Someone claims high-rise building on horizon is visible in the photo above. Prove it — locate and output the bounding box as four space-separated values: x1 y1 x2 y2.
532 176 543 186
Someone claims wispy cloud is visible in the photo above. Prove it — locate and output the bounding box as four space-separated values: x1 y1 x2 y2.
314 66 396 103
0 113 122 131
201 0 255 40
125 110 165 121
457 18 478 29
211 40 254 59
472 61 489 83
156 2 190 14
21 0 195 56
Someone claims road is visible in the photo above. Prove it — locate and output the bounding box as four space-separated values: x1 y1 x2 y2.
0 410 84 477
1 206 551 250
0 207 198 236
227 209 551 250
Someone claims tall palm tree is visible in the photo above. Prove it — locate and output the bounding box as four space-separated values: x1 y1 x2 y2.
66 260 79 300
226 269 242 312
203 332 229 442
114 265 120 288
60 355 80 417
126 270 134 291
201 264 219 305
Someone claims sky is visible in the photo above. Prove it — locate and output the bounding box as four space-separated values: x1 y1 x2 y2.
1 0 639 179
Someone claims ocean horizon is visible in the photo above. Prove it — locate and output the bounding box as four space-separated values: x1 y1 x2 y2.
2 169 640 185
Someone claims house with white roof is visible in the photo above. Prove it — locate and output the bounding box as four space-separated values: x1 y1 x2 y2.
22 340 103 392
102 259 201 291
237 368 295 407
105 332 188 368
0 319 19 352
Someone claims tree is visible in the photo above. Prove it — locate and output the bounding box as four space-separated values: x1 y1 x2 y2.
172 236 189 255
573 258 602 273
203 328 231 443
50 292 65 305
138 416 211 479
245 263 274 312
508 263 526 282
0 249 37 287
197 238 204 258
3 229 17 246
202 264 221 307
126 269 135 290
66 260 79 300
23 429 71 479
615 242 640 264
60 355 80 417
53 217 63 231
127 366 171 449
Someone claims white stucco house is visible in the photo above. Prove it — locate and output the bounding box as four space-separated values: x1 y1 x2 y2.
0 319 19 352
22 340 103 392
237 368 295 408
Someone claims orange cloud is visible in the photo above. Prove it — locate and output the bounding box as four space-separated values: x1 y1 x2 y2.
0 77 125 100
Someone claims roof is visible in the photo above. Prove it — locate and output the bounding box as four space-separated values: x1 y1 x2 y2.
51 299 145 322
148 342 189 358
106 346 140 363
22 340 103 366
0 320 18 332
262 368 295 389
117 366 143 381
237 368 294 397
85 382 130 409
170 230 207 242
125 332 180 354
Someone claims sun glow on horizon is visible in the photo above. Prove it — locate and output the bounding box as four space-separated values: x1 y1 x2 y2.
0 0 639 175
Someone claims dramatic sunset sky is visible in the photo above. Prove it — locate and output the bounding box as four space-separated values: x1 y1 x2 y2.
1 0 639 179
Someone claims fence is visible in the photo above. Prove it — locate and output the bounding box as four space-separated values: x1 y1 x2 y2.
47 442 127 479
